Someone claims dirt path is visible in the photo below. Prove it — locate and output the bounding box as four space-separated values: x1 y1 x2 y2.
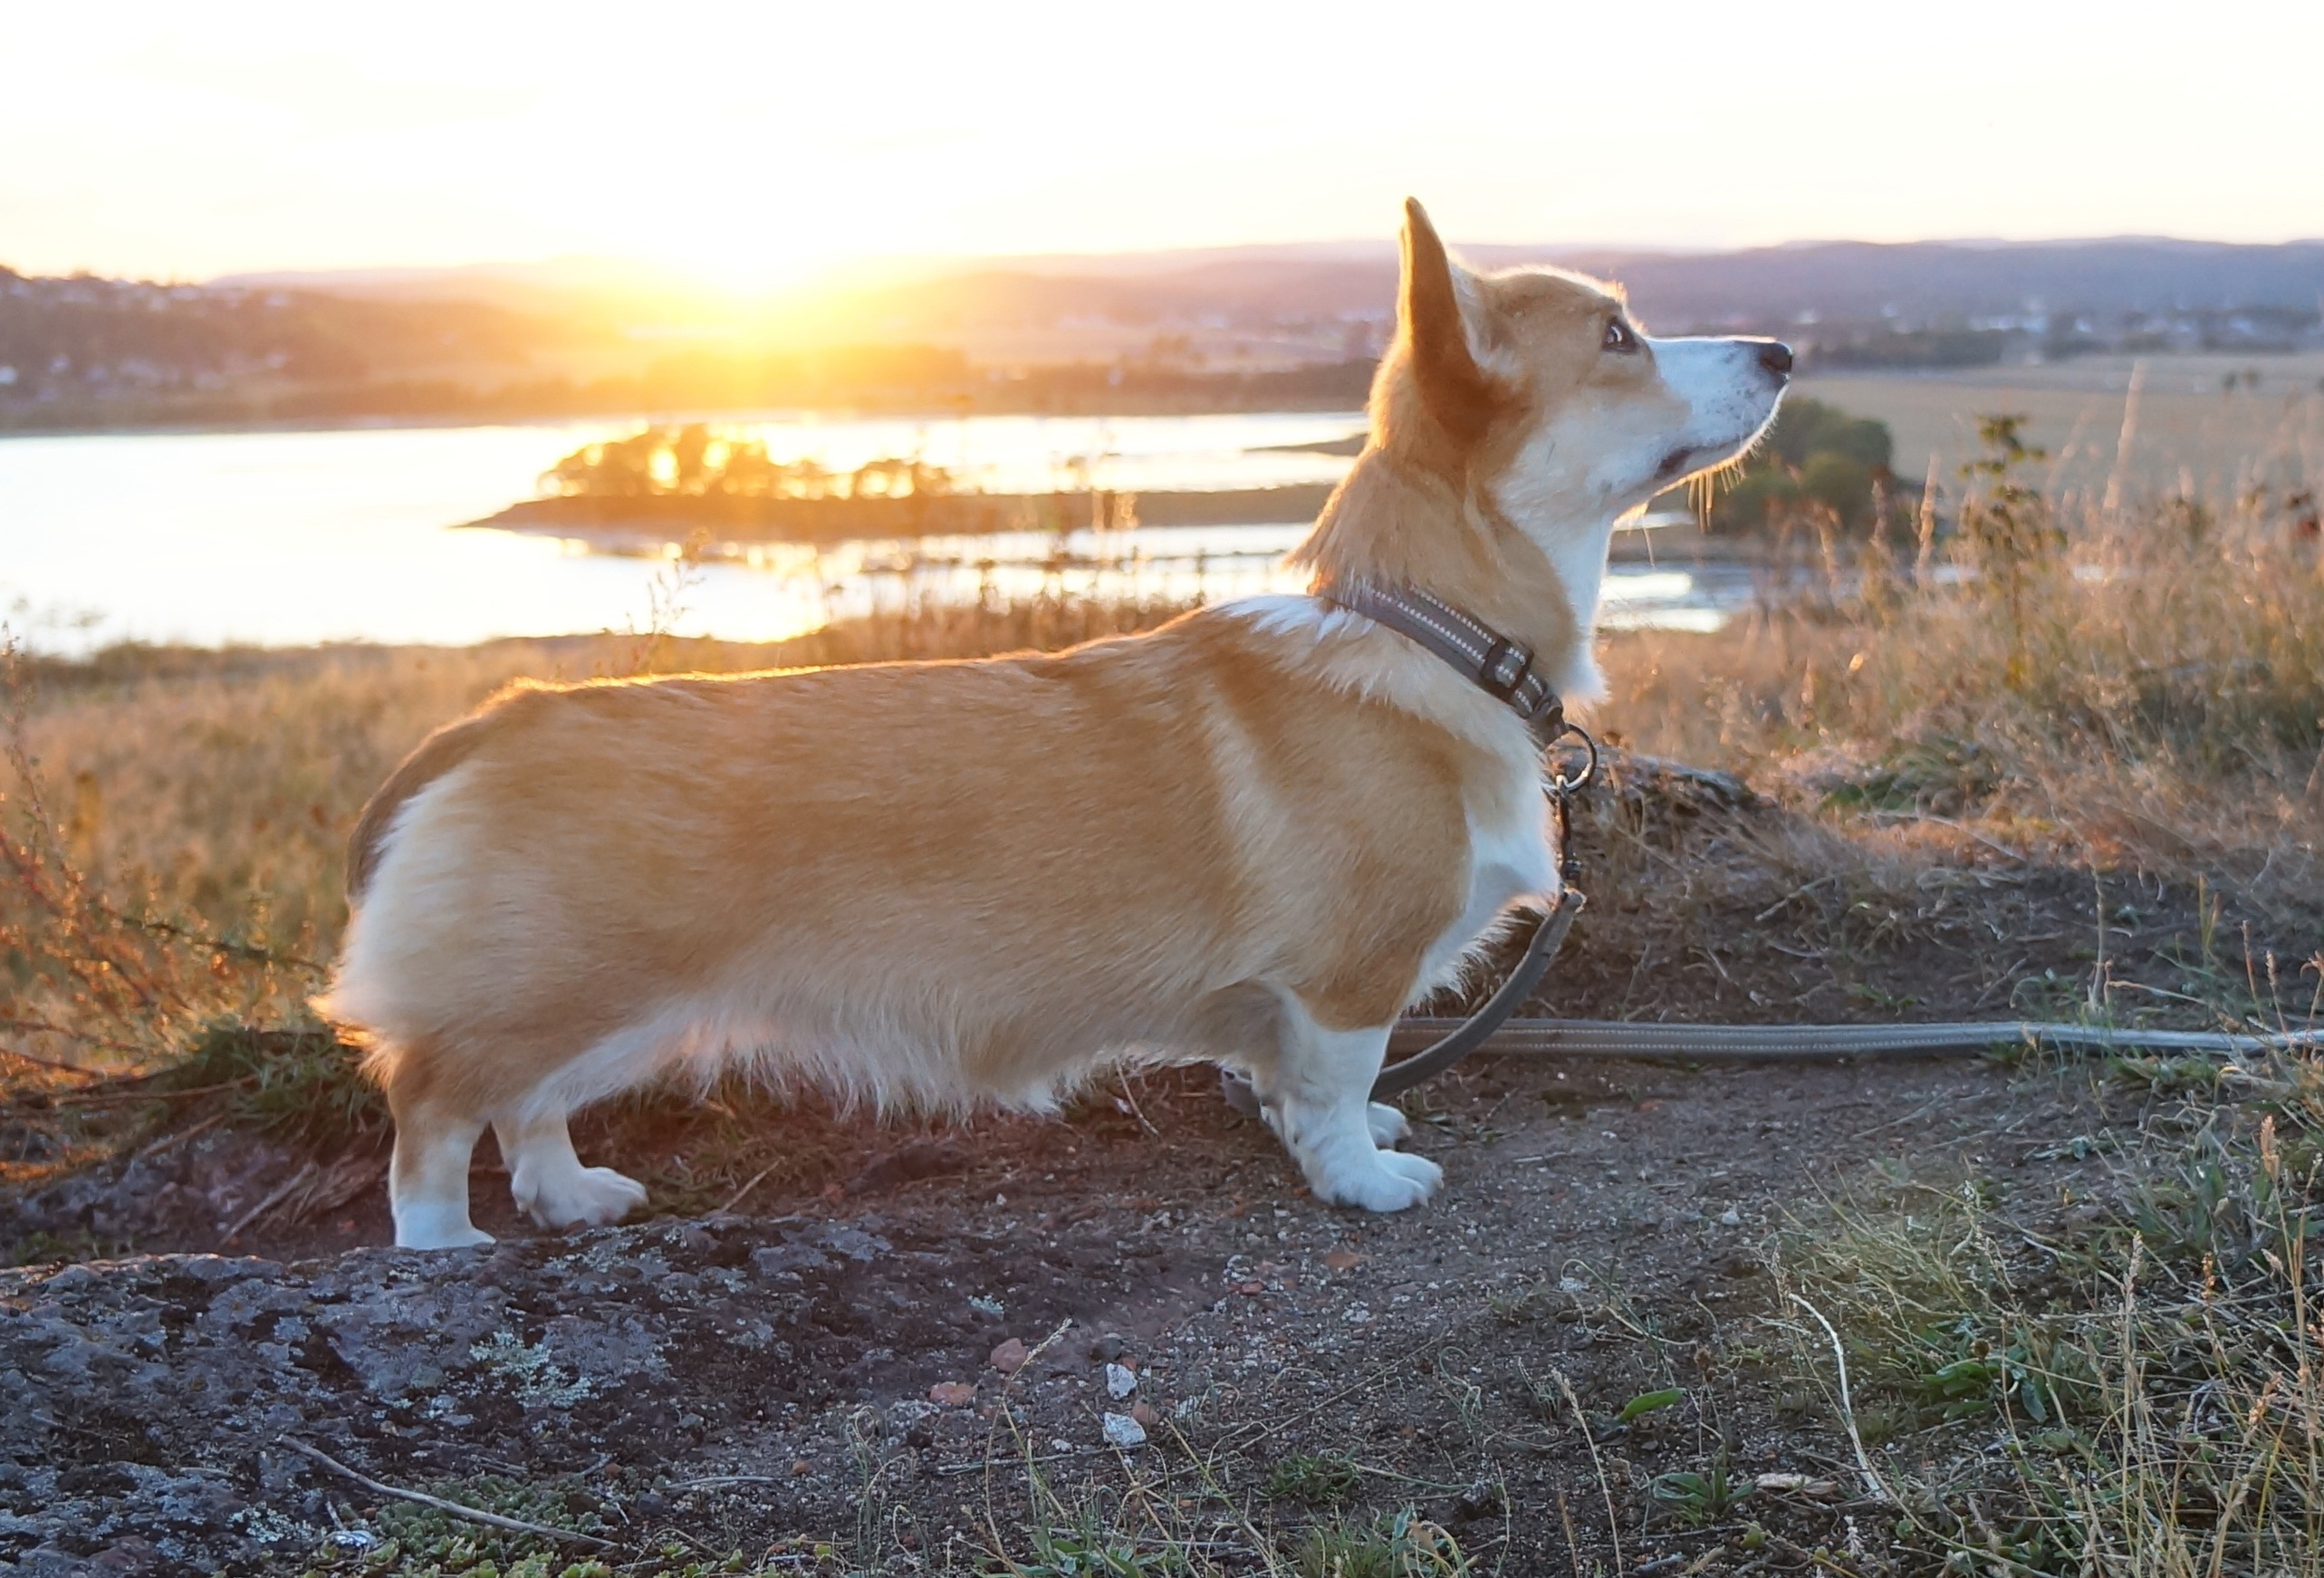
0 1044 2095 1573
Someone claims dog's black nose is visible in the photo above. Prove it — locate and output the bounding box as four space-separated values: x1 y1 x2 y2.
1757 341 1794 378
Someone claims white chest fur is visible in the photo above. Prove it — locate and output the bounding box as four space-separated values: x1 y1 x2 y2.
1416 757 1558 998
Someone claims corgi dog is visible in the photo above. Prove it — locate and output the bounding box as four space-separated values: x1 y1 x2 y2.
321 200 1790 1249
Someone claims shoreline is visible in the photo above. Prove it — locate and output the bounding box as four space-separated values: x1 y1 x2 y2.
459 484 1345 546
0 393 1375 444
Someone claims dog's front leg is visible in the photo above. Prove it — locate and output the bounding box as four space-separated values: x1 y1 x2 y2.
1261 1005 1442 1212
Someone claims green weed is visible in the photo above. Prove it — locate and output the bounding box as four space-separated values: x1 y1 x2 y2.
1262 1453 1362 1507
1289 1511 1473 1578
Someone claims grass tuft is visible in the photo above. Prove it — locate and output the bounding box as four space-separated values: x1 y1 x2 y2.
1775 1062 2324 1577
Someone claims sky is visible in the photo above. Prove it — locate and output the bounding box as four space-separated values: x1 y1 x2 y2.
6 0 2323 285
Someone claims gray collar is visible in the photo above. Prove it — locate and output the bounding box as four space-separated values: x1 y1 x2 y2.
1318 580 1567 745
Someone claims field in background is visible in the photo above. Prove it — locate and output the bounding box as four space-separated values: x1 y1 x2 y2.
1801 351 2324 503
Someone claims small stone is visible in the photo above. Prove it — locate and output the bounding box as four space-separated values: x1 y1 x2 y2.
1236 1281 1264 1296
791 1459 811 1476
989 1338 1030 1373
1454 1481 1505 1520
1322 1250 1364 1271
1104 1362 1138 1400
928 1381 975 1407
1102 1411 1148 1448
1089 1333 1128 1362
1129 1400 1155 1427
1719 1208 1743 1227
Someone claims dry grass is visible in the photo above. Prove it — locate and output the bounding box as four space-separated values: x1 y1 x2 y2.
1598 447 2324 912
1775 1062 2324 1578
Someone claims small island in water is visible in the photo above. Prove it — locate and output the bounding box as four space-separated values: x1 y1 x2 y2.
464 424 1342 552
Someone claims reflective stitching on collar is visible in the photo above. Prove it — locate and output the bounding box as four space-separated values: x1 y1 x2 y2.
1320 581 1565 736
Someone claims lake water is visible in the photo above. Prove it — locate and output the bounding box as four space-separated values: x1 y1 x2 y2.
0 412 1734 656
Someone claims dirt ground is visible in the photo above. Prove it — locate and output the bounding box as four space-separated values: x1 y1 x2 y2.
3 766 2315 1573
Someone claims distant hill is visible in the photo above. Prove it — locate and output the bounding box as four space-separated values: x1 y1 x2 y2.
797 237 2324 358
239 236 2324 341
5 236 2321 431
267 236 2305 364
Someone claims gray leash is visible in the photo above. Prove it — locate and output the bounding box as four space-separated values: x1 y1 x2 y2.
1378 1017 2322 1063
1221 943 2317 1121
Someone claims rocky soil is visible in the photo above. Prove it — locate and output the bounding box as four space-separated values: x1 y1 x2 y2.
2 1049 2101 1575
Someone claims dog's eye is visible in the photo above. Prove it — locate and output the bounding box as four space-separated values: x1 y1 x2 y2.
1602 318 1639 354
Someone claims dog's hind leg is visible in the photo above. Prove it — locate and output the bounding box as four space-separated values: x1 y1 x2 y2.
386 1100 494 1250
495 1110 649 1230
1253 994 1441 1212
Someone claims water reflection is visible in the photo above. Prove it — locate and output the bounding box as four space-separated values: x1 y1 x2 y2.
0 414 1752 655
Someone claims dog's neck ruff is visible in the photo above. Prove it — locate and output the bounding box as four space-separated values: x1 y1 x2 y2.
1318 580 1567 746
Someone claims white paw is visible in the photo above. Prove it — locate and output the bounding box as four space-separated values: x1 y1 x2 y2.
394 1203 495 1250
1311 1147 1443 1212
515 1166 649 1229
1366 1102 1412 1148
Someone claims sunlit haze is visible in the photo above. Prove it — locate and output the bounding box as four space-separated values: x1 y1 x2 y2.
8 0 2323 285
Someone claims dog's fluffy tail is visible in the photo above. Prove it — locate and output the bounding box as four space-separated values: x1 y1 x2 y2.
345 693 525 901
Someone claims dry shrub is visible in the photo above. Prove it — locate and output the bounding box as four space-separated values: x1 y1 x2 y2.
1599 425 2324 909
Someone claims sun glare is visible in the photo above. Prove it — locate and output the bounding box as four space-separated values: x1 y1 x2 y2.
5 0 2320 282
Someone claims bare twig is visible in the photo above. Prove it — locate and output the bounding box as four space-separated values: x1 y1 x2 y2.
1551 1367 1626 1576
132 1109 228 1160
0 1040 106 1078
1 1019 149 1058
1790 1294 1894 1505
222 1161 318 1244
279 1437 612 1549
718 1162 783 1216
41 1078 252 1108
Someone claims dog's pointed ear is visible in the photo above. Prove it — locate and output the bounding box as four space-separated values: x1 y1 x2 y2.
1400 197 1501 446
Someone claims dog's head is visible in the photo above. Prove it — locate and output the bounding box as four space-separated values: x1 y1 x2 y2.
1371 199 1790 655
1383 197 1790 514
